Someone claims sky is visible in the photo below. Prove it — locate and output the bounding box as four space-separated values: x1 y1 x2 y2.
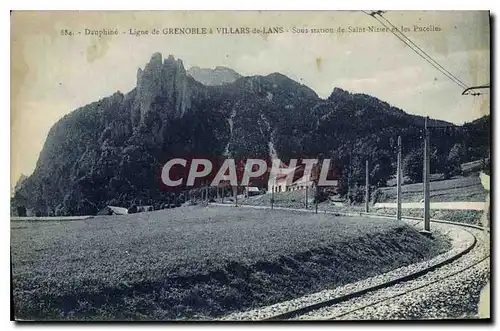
11 11 490 186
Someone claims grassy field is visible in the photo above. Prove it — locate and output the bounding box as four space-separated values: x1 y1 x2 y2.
375 208 484 225
373 175 488 225
238 189 312 208
373 176 488 204
12 206 449 320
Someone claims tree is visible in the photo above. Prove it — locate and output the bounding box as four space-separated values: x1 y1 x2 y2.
370 151 394 187
444 143 464 179
430 147 444 174
403 149 423 183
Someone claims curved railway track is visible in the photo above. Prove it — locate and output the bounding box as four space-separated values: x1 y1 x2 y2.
217 208 490 321
269 220 488 320
325 253 489 320
295 220 488 320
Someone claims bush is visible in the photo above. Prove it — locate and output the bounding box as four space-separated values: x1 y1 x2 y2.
371 188 384 204
128 204 138 214
347 185 366 204
313 188 328 203
17 206 27 217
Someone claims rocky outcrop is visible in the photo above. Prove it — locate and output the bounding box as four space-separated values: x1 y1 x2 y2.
136 53 196 124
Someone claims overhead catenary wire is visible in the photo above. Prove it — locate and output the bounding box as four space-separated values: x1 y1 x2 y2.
375 13 470 90
362 10 467 90
365 11 468 90
362 11 470 91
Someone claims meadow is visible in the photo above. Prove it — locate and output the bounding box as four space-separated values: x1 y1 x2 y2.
12 206 449 320
373 176 488 204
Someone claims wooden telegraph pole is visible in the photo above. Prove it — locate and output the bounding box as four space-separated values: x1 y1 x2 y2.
314 181 319 214
397 136 402 220
271 185 274 210
423 117 431 232
306 187 309 209
314 156 322 214
234 186 238 207
347 149 352 204
365 160 369 213
305 186 308 209
205 184 209 204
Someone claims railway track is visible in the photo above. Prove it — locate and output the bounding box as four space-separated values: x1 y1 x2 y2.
219 211 490 321
290 221 489 321
323 253 489 320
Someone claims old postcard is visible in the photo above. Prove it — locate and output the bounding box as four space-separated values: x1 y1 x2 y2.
10 11 490 321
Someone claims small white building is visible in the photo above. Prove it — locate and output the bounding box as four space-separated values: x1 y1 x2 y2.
288 175 315 191
266 161 339 193
267 164 298 193
245 186 261 197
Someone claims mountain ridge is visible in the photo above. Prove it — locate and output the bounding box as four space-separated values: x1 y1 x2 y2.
12 53 489 216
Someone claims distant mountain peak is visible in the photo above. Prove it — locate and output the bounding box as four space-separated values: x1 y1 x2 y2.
187 66 241 86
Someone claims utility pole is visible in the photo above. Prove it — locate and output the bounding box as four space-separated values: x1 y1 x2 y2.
271 185 274 210
397 135 402 220
365 160 369 213
205 184 209 204
234 186 238 207
347 147 352 204
315 155 323 214
315 185 319 214
305 186 308 209
423 117 431 232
